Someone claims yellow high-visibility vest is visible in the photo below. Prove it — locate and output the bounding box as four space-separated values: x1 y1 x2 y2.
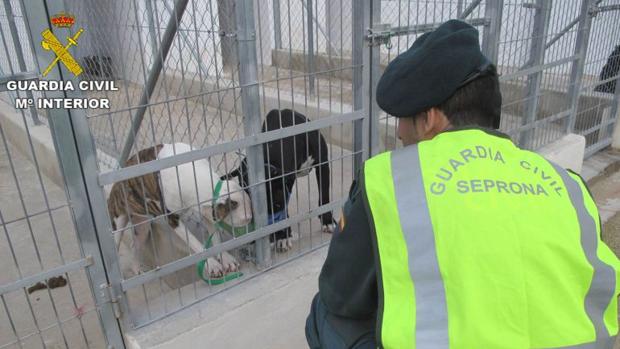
363 129 620 348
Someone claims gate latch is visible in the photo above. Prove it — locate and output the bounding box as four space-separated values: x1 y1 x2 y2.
100 283 122 319
365 24 393 49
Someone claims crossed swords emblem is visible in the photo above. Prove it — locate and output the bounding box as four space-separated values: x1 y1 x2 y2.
41 28 84 77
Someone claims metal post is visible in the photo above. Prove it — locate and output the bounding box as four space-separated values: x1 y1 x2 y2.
352 0 367 173
457 0 465 17
306 0 315 94
2 0 40 125
144 0 159 63
235 0 271 266
21 0 126 345
519 0 551 148
273 0 282 49
481 0 504 65
218 0 237 69
119 0 190 165
565 0 595 133
458 0 483 19
368 0 381 156
302 0 340 56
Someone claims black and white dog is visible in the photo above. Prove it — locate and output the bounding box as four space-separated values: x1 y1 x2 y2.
221 109 337 251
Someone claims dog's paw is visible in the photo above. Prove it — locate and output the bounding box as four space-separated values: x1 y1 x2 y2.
218 251 240 273
205 257 224 278
275 238 293 252
322 223 337 234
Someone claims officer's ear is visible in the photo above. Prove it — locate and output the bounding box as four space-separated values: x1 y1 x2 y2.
420 108 451 140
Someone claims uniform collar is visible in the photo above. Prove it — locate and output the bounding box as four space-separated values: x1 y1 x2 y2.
442 126 512 141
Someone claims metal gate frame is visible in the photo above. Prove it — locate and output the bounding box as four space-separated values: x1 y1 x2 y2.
46 0 368 330
359 0 503 156
17 0 127 347
358 0 620 155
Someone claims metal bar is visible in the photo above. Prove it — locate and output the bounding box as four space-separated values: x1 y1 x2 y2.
584 138 613 158
235 0 271 267
144 0 159 62
23 0 128 344
273 0 282 49
544 17 580 50
99 110 362 184
306 0 315 94
1 0 39 124
352 0 367 173
481 0 504 64
0 257 92 295
386 18 490 37
507 109 572 136
565 0 595 133
0 71 39 90
118 0 190 165
593 4 620 13
121 198 346 291
369 0 381 156
458 0 483 19
519 0 552 148
457 0 465 17
499 55 577 81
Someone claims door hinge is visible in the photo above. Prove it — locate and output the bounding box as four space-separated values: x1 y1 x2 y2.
365 24 393 49
100 283 122 319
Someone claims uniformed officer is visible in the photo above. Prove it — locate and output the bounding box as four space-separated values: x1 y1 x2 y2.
305 19 620 348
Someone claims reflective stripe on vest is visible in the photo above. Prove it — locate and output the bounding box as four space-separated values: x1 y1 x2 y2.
392 145 449 347
551 163 616 339
363 130 619 348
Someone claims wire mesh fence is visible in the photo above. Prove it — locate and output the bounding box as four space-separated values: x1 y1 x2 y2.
0 71 109 349
370 0 620 155
0 0 619 344
57 0 360 329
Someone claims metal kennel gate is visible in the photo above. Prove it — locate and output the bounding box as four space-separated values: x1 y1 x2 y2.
0 0 126 348
1 0 620 347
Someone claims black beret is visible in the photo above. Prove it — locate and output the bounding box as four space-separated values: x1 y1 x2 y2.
376 19 492 118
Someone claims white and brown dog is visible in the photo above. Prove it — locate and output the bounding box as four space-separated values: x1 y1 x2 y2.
107 143 252 278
